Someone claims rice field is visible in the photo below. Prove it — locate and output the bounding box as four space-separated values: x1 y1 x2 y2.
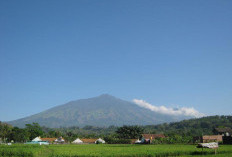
0 144 232 157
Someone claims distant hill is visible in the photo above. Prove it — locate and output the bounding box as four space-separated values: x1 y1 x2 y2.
143 115 232 136
8 94 195 128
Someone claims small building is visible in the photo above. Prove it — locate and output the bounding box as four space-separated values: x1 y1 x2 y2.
25 141 49 145
202 135 223 143
81 139 98 144
72 138 83 144
55 137 65 144
213 127 232 144
32 136 42 142
41 138 56 144
214 128 232 136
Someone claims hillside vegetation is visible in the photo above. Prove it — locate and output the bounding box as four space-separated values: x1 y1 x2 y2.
143 115 232 136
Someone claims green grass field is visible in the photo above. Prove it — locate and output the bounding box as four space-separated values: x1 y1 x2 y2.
0 144 232 157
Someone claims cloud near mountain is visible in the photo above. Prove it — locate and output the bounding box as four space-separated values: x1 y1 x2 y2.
133 99 205 118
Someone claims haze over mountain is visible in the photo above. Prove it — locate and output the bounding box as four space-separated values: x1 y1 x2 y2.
8 94 203 128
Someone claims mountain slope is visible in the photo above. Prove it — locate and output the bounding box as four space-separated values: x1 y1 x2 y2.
8 94 192 128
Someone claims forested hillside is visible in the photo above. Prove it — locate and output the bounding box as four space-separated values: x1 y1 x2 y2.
143 115 232 136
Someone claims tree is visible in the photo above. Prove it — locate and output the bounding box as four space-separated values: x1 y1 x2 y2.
116 125 143 139
64 131 76 143
25 123 44 140
9 127 29 143
0 121 12 143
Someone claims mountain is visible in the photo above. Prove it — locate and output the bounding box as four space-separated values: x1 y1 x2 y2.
8 94 193 128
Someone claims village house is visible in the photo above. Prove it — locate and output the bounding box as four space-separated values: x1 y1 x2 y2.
27 137 49 145
72 138 83 144
32 136 42 142
202 135 223 143
41 138 56 144
213 128 232 144
81 139 98 144
193 128 232 144
213 128 232 136
72 138 105 144
54 137 65 144
31 137 61 144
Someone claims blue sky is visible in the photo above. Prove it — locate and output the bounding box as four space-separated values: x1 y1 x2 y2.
0 0 232 121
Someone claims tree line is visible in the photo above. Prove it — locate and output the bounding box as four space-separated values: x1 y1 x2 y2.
1 115 231 144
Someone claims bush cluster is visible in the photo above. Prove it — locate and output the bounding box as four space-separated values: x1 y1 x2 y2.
104 137 131 144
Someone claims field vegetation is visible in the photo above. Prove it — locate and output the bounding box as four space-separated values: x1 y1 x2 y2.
1 144 232 157
1 116 232 156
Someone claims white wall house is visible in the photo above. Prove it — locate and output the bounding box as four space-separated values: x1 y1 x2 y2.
72 138 83 144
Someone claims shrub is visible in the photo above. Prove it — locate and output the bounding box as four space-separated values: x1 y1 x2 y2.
104 137 131 144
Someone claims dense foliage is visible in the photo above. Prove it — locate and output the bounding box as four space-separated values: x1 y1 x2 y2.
116 125 143 139
0 123 44 143
144 115 232 136
151 135 193 144
103 137 132 144
0 122 13 143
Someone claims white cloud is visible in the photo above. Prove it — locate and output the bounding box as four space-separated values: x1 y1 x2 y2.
133 99 205 118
